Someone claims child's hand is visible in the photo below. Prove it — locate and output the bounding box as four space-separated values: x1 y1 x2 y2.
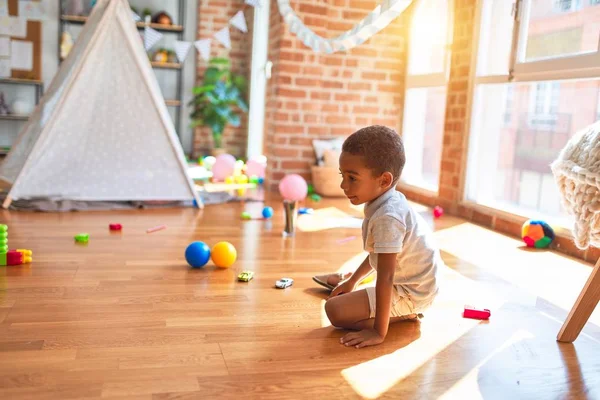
340 329 384 348
328 279 356 298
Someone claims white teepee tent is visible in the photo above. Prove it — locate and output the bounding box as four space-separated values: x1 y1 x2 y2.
0 0 202 209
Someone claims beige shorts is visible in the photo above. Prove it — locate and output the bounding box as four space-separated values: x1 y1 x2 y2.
365 285 416 318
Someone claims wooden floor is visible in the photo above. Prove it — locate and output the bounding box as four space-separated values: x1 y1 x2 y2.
0 197 599 399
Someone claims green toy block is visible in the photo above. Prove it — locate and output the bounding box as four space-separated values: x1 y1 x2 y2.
0 245 7 253
0 252 5 266
0 237 7 246
0 231 7 240
74 233 89 243
0 224 6 232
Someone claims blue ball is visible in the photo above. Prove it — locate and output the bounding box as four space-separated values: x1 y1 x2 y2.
258 177 265 184
185 241 211 268
262 206 274 219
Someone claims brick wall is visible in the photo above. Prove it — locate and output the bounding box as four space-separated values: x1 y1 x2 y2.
264 0 414 190
194 0 254 158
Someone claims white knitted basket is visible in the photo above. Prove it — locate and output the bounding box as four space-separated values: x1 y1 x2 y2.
551 121 600 249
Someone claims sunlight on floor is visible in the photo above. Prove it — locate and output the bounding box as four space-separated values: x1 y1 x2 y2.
433 222 600 326
438 329 535 400
340 265 508 399
298 207 363 232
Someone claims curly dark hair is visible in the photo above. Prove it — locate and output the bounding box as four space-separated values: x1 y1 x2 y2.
342 125 405 183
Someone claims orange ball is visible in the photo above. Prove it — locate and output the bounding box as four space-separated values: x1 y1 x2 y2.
211 241 237 268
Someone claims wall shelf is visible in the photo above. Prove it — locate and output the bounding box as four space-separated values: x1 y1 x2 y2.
0 114 30 121
60 15 184 32
150 61 182 70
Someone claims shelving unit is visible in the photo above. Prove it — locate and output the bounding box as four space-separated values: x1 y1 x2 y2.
0 78 45 154
58 0 187 135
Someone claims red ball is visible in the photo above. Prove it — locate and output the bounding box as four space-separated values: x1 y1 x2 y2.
433 206 444 218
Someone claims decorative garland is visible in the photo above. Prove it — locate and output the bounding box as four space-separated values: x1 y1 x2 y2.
276 0 414 53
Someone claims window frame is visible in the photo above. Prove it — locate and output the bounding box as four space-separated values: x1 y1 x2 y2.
463 0 600 227
512 0 600 81
399 0 454 194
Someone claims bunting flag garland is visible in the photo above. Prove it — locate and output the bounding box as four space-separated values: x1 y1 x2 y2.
174 40 192 62
245 0 261 7
144 26 163 50
214 26 231 49
230 10 248 33
194 39 212 61
276 0 414 54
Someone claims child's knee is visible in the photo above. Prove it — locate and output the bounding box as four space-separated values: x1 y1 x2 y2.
325 298 344 327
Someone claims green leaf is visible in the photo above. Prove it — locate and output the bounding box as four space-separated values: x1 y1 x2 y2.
210 57 230 66
204 67 225 85
229 114 241 127
192 84 215 95
214 105 231 119
233 75 248 91
236 98 249 112
213 81 228 101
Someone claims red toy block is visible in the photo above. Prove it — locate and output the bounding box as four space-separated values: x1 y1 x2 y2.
463 305 491 320
7 250 23 266
109 223 123 231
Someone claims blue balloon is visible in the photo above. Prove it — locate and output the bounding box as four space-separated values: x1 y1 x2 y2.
262 206 274 219
185 241 211 268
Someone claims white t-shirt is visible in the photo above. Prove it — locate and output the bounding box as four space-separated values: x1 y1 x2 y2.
362 188 441 311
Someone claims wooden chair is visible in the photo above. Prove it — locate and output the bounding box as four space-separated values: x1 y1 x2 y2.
552 122 600 343
557 257 600 342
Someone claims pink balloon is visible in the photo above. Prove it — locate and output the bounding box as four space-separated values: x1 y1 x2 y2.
211 154 236 181
246 159 266 178
278 174 308 201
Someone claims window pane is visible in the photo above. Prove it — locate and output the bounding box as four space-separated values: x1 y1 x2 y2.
476 0 515 76
467 79 600 226
520 0 600 62
401 87 446 191
408 0 451 75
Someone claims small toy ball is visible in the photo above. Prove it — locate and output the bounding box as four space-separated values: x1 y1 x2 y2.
310 193 322 202
109 223 122 231
212 154 236 181
262 206 274 219
203 156 216 171
185 241 211 268
279 174 308 201
522 220 555 249
236 175 249 184
225 176 234 184
211 241 237 268
249 175 259 184
258 177 265 185
241 211 252 220
433 206 444 218
74 233 89 243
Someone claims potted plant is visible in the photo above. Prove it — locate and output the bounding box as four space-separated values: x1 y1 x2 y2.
190 58 248 156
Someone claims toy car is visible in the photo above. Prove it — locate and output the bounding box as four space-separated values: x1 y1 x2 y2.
238 270 254 282
275 278 293 289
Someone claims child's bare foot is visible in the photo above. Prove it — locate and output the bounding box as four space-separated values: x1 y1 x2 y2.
312 272 353 289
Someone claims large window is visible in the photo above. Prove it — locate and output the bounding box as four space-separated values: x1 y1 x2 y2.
467 0 600 226
400 0 453 192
